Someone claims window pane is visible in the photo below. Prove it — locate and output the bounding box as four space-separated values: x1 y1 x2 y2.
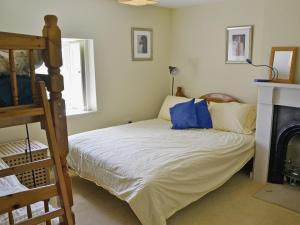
62 40 85 114
35 38 98 116
36 39 86 115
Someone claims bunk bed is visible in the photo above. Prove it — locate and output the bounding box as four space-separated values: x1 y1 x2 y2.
0 15 74 225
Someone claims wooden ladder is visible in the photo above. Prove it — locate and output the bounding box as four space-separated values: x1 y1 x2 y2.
0 82 74 225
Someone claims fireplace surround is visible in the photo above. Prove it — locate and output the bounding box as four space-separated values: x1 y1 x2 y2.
254 82 300 183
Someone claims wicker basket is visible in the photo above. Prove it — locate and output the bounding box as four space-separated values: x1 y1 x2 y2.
0 140 50 188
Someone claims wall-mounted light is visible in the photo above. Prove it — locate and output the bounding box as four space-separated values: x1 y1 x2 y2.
119 0 158 6
246 59 278 82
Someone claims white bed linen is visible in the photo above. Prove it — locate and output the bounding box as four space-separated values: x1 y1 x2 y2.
68 119 255 225
0 158 59 225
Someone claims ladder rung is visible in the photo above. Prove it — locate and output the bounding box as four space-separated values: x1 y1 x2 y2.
14 208 64 225
0 158 53 178
0 184 58 214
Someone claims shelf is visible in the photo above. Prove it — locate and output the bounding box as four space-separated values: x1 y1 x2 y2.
254 81 300 89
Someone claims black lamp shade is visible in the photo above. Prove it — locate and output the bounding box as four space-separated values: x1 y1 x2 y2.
169 66 179 76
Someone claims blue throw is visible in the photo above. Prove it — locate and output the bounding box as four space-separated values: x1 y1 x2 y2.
0 74 33 107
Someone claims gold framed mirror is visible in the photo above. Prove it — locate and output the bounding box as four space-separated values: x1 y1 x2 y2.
269 47 298 83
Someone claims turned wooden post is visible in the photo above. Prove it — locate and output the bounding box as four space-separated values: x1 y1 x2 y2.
8 50 18 106
8 211 14 225
42 15 74 224
29 49 37 103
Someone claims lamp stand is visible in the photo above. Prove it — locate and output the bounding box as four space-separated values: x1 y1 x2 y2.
172 77 174 96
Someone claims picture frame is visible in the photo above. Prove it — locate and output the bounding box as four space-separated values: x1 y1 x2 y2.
226 25 253 64
131 27 153 61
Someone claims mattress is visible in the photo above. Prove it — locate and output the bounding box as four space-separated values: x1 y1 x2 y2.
0 158 59 225
68 119 255 225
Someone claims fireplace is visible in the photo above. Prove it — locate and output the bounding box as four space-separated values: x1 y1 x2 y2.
253 82 300 183
269 105 300 184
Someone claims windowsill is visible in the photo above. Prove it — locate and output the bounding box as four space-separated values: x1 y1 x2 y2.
66 109 97 117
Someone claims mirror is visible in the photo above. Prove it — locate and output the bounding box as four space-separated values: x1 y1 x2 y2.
269 47 298 83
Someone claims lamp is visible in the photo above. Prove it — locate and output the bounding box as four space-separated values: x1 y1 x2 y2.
119 0 158 6
169 66 179 96
246 59 279 82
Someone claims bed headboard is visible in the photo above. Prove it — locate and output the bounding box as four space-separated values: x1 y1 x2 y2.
200 93 240 103
175 87 241 103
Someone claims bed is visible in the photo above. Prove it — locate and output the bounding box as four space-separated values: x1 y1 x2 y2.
68 93 256 225
0 15 74 225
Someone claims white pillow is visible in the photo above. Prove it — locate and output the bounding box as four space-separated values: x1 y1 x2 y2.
158 95 191 121
210 102 257 134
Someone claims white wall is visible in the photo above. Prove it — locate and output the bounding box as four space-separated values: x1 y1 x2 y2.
170 0 300 103
262 0 300 83
1 0 300 143
0 0 171 143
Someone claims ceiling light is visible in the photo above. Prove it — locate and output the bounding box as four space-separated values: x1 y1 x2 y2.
119 0 158 6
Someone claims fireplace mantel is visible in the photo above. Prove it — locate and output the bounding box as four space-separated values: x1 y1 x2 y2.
253 82 300 183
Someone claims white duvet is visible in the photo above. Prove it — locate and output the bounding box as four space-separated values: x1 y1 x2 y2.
68 119 255 225
0 158 59 225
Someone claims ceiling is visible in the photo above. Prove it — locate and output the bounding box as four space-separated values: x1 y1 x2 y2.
157 0 225 8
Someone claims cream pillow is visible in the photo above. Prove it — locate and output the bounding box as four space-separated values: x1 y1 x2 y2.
158 95 191 121
210 102 257 134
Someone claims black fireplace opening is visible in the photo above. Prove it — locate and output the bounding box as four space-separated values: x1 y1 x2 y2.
284 134 300 185
268 105 300 184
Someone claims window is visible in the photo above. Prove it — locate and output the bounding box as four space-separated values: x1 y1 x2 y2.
36 38 97 115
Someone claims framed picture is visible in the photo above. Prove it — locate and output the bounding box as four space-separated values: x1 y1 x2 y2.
131 27 153 61
226 26 253 64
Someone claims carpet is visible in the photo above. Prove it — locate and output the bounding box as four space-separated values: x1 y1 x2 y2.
254 183 300 214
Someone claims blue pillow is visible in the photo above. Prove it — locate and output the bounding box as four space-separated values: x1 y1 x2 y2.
195 100 212 129
170 99 198 129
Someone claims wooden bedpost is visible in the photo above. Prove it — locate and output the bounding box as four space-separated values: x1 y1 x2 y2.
42 15 74 224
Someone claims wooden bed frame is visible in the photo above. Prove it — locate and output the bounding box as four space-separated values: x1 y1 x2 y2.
0 15 74 224
175 86 241 103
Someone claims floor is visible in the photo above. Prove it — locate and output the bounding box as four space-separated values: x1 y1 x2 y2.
71 172 300 225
